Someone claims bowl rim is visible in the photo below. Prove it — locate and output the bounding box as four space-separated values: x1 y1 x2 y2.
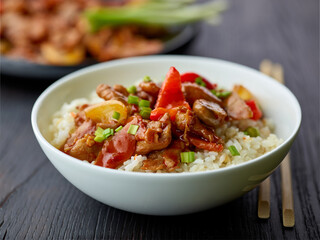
31 55 302 178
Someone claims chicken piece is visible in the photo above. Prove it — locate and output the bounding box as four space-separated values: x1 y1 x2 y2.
113 84 129 97
74 104 90 126
96 84 128 104
173 107 223 152
64 120 96 149
135 113 172 155
142 140 184 172
182 82 221 106
136 90 156 107
136 81 160 107
224 92 253 120
67 134 102 162
193 99 227 127
63 120 102 162
141 152 165 171
136 81 161 107
174 107 221 143
139 81 160 96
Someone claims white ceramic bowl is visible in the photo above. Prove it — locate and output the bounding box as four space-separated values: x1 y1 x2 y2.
31 56 301 215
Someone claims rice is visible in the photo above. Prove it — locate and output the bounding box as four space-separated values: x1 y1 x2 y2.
49 92 102 148
49 93 283 173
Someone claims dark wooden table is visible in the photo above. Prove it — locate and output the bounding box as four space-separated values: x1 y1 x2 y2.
1 0 319 239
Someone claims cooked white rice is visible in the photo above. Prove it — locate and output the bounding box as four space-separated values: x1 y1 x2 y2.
49 93 283 173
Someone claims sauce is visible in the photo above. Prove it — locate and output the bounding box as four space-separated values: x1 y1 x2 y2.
95 118 138 168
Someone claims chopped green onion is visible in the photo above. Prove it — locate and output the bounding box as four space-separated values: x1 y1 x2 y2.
143 76 151 82
103 128 114 138
128 95 139 105
211 89 217 95
95 127 104 136
216 91 231 98
228 145 240 156
94 127 114 142
94 135 105 143
127 85 137 94
195 77 206 87
244 127 260 137
139 99 151 108
140 107 152 119
180 151 195 163
127 124 139 135
115 126 123 132
112 111 120 120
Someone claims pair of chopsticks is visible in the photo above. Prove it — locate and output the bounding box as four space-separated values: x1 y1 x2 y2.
258 60 295 227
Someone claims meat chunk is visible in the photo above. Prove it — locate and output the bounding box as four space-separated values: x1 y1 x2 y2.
136 81 161 107
141 140 184 172
74 104 90 126
95 117 138 169
193 99 227 127
66 135 102 162
135 113 172 155
139 81 160 96
182 82 221 106
224 92 253 120
174 107 221 143
63 120 102 162
96 84 127 104
113 84 129 97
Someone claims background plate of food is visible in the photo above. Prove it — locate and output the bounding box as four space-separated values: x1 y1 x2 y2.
0 0 227 79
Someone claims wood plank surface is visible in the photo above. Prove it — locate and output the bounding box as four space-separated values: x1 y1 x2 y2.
1 0 319 239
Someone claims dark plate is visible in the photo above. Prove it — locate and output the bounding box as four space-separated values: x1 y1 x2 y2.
0 24 197 80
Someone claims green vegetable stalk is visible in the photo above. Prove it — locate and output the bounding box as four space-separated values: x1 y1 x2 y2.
85 0 228 32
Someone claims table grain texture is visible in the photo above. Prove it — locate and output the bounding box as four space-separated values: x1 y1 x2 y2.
1 0 319 239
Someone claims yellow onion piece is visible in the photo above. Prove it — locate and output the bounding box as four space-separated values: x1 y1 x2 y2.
233 84 254 101
84 100 127 124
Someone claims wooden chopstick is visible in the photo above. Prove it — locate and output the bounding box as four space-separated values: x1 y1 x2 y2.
258 59 295 227
258 177 271 218
280 154 295 227
257 60 272 219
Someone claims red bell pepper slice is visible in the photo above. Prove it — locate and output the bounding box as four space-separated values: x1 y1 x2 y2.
181 72 217 90
150 67 189 121
150 107 179 121
245 99 262 120
189 137 224 152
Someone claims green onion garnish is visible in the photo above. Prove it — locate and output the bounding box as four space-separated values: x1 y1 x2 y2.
115 126 123 132
180 151 195 163
195 77 206 87
228 145 240 156
95 127 104 136
216 91 231 98
112 111 120 120
128 95 139 105
127 85 137 94
94 135 105 143
94 127 114 142
211 89 217 95
143 76 151 82
140 107 152 119
127 124 139 135
244 127 260 137
139 99 151 108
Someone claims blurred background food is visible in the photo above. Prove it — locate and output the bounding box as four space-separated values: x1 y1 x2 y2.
0 0 227 66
